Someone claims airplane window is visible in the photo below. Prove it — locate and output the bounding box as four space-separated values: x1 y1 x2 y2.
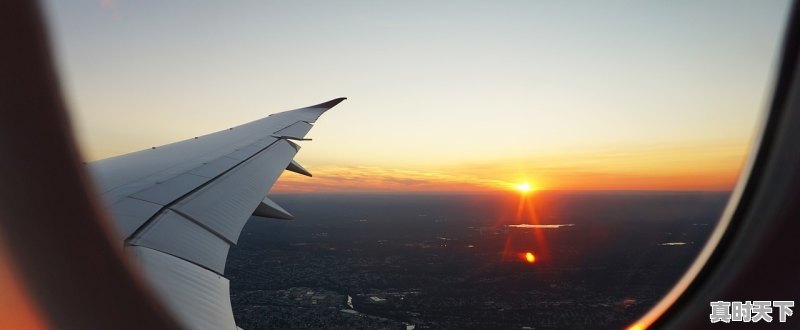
40 1 791 329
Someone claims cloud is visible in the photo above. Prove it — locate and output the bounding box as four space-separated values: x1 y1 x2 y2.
273 165 512 193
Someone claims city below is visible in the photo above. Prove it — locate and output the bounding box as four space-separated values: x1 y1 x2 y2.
227 192 727 329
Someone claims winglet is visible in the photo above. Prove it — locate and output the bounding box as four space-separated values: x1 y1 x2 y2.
306 97 347 109
253 197 294 220
286 160 312 177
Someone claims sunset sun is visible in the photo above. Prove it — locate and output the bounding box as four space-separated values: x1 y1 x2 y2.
515 182 534 193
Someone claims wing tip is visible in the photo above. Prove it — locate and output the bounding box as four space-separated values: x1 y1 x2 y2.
307 97 347 110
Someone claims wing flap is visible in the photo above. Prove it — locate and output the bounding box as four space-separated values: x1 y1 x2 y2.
169 140 298 243
130 209 230 274
108 197 163 238
129 246 237 330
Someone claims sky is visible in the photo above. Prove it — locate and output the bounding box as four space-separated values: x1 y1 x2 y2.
43 0 791 192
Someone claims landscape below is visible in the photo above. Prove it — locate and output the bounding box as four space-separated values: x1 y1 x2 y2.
227 191 728 329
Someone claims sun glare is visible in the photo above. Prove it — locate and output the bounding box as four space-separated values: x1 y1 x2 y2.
515 182 533 193
524 252 536 263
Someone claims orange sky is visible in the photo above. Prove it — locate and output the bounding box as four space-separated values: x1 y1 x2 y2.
274 140 749 193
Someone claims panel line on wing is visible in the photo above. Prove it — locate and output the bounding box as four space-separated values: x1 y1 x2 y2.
128 235 228 277
94 117 313 204
168 208 236 246
172 140 297 243
124 137 283 243
122 115 314 243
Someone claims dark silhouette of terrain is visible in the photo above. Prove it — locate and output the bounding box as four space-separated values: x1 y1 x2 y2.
227 191 728 329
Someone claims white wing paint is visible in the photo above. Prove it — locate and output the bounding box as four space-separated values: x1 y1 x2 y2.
87 98 346 330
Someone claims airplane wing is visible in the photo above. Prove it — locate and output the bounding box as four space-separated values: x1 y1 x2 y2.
86 98 346 330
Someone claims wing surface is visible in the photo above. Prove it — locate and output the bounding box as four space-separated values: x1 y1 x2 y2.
87 98 345 330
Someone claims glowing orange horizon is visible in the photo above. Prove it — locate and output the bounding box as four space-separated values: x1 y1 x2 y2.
272 162 742 193
271 141 747 193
